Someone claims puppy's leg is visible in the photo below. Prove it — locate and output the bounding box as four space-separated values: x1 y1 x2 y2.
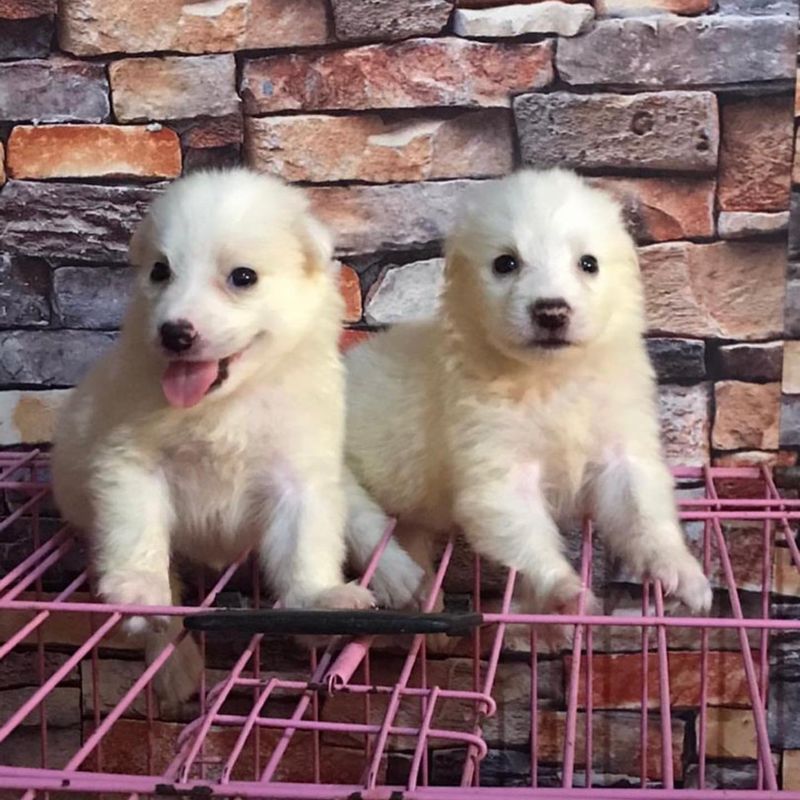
454 460 590 618
591 449 711 613
93 460 174 635
146 570 203 719
260 475 374 610
344 468 424 609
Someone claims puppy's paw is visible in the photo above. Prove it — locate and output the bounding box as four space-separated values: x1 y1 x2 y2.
648 550 712 614
313 582 376 611
151 634 203 719
526 571 597 652
369 544 425 609
99 571 172 635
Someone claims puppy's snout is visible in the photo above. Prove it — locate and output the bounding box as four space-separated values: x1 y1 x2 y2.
160 320 197 354
530 299 572 331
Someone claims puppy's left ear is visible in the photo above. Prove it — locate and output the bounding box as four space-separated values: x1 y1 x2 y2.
299 213 335 276
128 215 153 268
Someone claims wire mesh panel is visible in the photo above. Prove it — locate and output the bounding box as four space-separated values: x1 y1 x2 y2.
1 449 800 798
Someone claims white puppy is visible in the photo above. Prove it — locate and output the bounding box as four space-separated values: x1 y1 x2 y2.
52 169 374 709
346 169 711 619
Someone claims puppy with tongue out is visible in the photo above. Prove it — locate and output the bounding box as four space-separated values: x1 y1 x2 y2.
51 169 375 713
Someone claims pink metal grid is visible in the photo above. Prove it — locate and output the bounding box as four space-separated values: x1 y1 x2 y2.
0 448 799 798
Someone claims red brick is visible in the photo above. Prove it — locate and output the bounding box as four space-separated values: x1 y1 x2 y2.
640 241 785 340
713 382 781 451
241 39 553 114
0 0 53 18
59 0 328 56
713 450 797 500
7 124 181 180
568 651 750 710
0 141 5 186
339 265 362 323
595 177 715 243
245 110 512 183
718 97 794 212
339 329 371 352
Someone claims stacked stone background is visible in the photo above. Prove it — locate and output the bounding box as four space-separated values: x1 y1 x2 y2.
1 0 800 791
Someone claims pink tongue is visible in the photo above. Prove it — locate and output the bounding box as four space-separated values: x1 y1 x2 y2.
161 360 219 408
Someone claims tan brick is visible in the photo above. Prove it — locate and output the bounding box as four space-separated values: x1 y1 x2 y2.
785 341 800 394
719 97 794 212
774 546 800 598
245 110 512 183
59 0 328 55
241 39 553 114
713 382 781 451
110 55 238 123
596 0 710 13
784 749 800 790
0 686 80 729
7 124 180 180
699 708 758 760
0 0 53 17
595 177 714 243
453 3 594 38
458 0 585 5
796 71 800 117
0 389 70 446
339 265 361 323
569 651 750 710
640 241 785 340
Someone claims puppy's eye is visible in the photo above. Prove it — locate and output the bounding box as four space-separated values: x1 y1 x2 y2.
579 254 599 275
492 254 519 276
228 267 258 288
150 261 171 283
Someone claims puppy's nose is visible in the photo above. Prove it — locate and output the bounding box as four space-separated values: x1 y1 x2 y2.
530 299 571 331
160 320 196 353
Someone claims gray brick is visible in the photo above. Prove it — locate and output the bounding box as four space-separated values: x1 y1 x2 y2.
514 91 718 173
712 341 783 382
646 338 706 383
0 253 50 329
0 16 53 59
557 16 795 89
52 267 134 329
0 330 115 386
781 395 800 447
332 0 452 41
0 181 159 263
0 59 109 122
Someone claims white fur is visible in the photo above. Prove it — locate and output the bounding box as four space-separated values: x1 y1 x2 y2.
346 169 712 618
51 169 373 710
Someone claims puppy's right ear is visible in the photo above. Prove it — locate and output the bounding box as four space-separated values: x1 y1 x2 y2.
298 213 335 277
128 216 153 268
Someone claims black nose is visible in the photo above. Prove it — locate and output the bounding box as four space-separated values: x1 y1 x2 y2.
160 320 196 353
530 299 571 331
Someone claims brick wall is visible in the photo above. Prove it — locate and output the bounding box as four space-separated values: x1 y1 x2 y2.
1 0 800 791
0 0 797 469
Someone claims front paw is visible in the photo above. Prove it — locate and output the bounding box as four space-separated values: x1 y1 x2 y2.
647 550 712 614
369 544 426 609
312 582 376 610
98 570 172 635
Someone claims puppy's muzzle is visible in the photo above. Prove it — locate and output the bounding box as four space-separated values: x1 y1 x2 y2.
530 299 571 333
160 320 197 354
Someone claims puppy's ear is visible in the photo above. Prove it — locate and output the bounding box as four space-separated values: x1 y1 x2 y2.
128 215 153 268
298 213 335 276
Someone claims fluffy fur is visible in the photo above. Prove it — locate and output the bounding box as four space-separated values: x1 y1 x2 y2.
346 169 712 619
51 169 375 710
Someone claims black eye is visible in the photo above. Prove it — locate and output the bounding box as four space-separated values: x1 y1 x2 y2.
492 254 519 276
150 261 171 283
579 254 599 275
229 267 258 288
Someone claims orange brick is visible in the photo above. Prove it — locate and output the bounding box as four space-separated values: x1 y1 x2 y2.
0 140 5 186
7 124 181 180
339 265 362 323
568 651 750 710
339 328 371 352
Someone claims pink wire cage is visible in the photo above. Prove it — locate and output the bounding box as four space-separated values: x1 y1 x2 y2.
1 448 800 798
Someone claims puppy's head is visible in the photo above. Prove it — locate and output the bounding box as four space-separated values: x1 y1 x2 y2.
128 168 336 409
445 169 643 364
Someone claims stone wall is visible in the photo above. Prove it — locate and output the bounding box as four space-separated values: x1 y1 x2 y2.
0 0 799 791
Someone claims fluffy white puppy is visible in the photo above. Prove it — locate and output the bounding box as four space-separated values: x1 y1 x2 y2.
346 169 711 619
52 168 374 709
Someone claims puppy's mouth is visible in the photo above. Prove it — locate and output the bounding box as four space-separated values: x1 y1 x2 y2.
161 349 246 409
529 337 573 350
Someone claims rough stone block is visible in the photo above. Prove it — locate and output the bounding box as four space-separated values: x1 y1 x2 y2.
0 181 159 263
646 338 706 382
0 253 50 329
712 342 783 382
365 259 445 324
515 91 718 173
712 381 781 450
557 16 795 89
718 211 790 238
332 0 452 41
241 39 554 113
52 266 134 330
0 389 69 445
454 2 593 37
0 59 109 123
658 383 710 465
244 110 512 183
